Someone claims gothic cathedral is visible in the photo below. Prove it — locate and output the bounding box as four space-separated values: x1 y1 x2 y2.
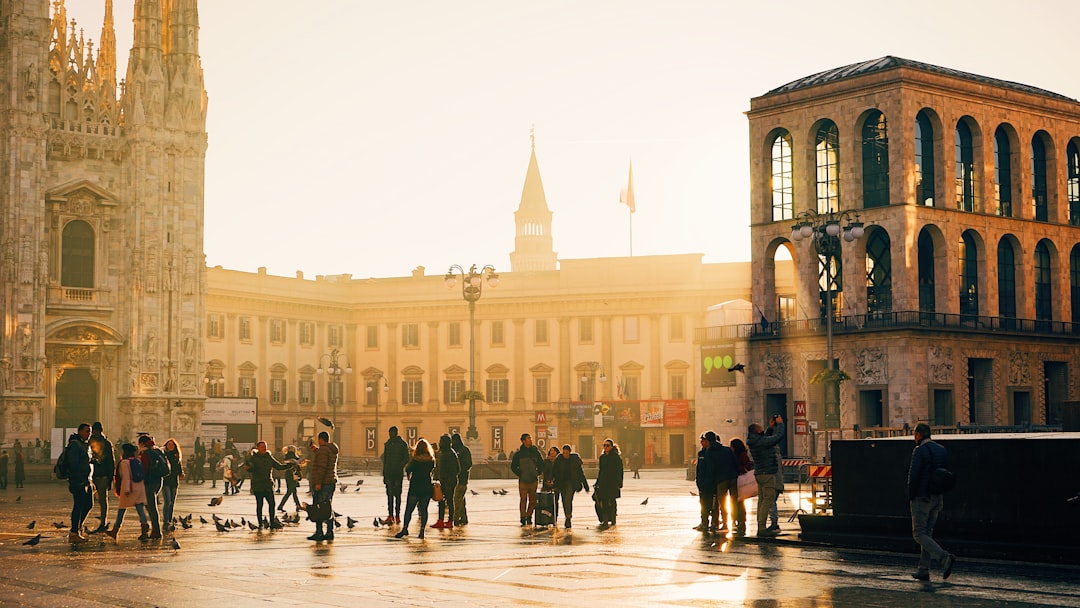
0 0 207 446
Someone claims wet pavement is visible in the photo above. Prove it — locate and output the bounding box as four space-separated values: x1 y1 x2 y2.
0 469 1077 607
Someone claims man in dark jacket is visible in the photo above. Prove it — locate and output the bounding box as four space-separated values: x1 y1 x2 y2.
450 433 473 526
747 416 785 537
88 421 114 533
551 444 589 528
710 431 738 534
510 433 545 526
382 426 410 524
137 435 166 540
908 423 955 581
246 441 294 529
66 423 95 544
694 432 717 532
308 431 339 542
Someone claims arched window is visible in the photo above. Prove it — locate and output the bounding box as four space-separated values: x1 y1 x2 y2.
61 220 94 288
997 239 1016 319
955 121 975 212
1032 135 1049 222
915 111 936 206
861 111 889 208
959 233 978 316
771 130 793 221
918 230 936 312
994 127 1013 217
865 230 891 313
1035 242 1051 320
815 121 840 213
1068 141 1080 226
1071 245 1080 324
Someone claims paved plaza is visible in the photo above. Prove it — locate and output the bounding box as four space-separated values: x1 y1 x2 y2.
0 469 1076 607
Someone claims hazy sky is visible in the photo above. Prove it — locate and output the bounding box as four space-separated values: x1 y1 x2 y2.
70 0 1080 279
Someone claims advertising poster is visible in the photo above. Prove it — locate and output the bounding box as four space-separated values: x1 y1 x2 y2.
665 400 690 427
640 400 665 427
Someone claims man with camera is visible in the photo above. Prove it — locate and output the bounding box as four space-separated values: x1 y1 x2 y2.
747 415 786 537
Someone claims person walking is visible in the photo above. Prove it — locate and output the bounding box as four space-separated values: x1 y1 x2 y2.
0 449 8 490
161 438 184 532
594 438 624 527
105 443 150 542
246 440 293 529
382 426 410 525
450 433 472 526
192 437 206 484
278 445 302 512
747 416 785 537
908 423 956 581
550 444 589 528
431 434 459 529
14 450 25 489
88 422 114 533
308 431 339 542
209 439 222 489
137 435 167 540
730 437 752 537
65 423 95 544
510 433 544 526
394 438 435 539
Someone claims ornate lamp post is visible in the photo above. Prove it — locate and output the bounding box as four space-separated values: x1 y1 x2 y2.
365 374 389 459
790 209 864 429
316 348 352 430
445 264 499 440
579 361 606 401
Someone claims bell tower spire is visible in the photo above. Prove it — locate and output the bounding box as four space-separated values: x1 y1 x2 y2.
162 0 206 131
509 128 557 272
97 0 117 93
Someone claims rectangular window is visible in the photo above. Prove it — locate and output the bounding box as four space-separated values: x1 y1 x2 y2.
625 376 640 400
299 322 315 345
669 374 685 399
270 379 286 404
669 315 684 341
534 319 548 345
486 378 509 404
328 381 343 405
534 377 549 403
491 320 504 346
208 314 223 339
238 317 252 341
402 324 419 348
270 319 285 344
624 317 639 343
328 325 342 348
299 380 314 405
403 379 423 404
366 325 378 349
448 322 462 347
579 318 593 343
239 377 255 398
443 379 465 403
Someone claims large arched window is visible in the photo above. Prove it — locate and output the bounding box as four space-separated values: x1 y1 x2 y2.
1071 245 1080 324
865 230 891 313
770 130 793 221
1032 135 1049 222
61 220 94 288
918 229 936 312
959 232 978 316
915 111 936 206
955 121 975 212
815 121 840 213
994 127 1013 217
861 111 889 208
997 239 1016 319
1035 242 1052 320
1068 141 1080 226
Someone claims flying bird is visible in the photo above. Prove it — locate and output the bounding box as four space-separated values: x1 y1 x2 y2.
170 538 181 550
727 363 746 373
641 498 649 505
355 479 364 486
26 521 35 530
316 416 335 429
22 534 41 546
208 496 223 507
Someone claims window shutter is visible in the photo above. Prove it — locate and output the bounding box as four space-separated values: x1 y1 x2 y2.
417 382 422 403
402 381 407 401
443 380 450 403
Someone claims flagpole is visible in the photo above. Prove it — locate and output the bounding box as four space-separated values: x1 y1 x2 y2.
629 210 633 257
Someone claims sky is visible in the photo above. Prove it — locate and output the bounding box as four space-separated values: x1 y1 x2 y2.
70 0 1080 280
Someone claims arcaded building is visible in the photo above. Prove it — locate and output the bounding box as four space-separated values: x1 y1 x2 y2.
709 57 1080 458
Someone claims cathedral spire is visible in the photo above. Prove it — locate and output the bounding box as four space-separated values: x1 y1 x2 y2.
126 0 166 125
510 130 557 272
163 0 206 131
97 0 117 94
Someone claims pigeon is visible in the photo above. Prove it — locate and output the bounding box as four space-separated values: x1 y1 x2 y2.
317 416 335 429
690 491 698 496
339 484 347 493
373 517 380 528
470 489 479 496
334 519 341 528
180 520 193 530
208 496 223 507
347 517 358 529
641 498 649 505
170 538 181 550
498 489 509 495
185 514 193 523
240 517 247 526
27 521 35 530
52 522 66 529
333 510 343 518
214 520 228 532
354 487 361 492
492 490 499 495
727 363 746 373
15 496 21 503
247 521 258 531
22 534 41 546
200 516 208 524
355 479 364 486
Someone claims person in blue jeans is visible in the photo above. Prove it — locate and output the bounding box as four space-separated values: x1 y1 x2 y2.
161 438 184 533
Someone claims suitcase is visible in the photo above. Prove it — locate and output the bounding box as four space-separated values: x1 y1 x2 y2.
534 491 558 527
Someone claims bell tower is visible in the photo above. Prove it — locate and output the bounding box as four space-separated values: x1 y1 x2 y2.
509 130 557 272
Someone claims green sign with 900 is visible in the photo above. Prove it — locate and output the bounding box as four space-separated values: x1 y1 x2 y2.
700 343 736 387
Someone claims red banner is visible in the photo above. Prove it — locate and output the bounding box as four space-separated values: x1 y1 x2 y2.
664 400 690 427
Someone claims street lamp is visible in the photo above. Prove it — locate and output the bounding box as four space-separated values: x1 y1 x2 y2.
365 374 389 459
445 263 499 441
790 208 864 429
316 348 352 430
579 361 607 401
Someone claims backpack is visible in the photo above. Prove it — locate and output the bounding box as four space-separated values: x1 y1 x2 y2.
54 447 70 480
929 467 956 494
128 457 146 483
147 448 172 480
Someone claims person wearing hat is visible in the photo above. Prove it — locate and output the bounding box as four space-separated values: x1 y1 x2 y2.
694 432 718 532
695 431 737 534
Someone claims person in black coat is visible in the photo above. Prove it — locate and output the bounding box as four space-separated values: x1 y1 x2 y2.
88 421 114 533
65 424 95 543
510 433 545 526
278 445 302 512
908 423 955 581
551 444 589 528
433 434 460 529
382 426 410 524
594 438 624 526
450 433 473 526
694 432 717 532
395 439 435 539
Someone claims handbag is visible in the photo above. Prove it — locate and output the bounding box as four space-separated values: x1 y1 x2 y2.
432 481 444 502
306 501 332 522
737 470 758 500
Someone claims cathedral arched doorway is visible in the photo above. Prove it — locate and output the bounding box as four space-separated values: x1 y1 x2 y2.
55 368 98 428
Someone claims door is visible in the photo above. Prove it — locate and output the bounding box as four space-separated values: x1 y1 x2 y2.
55 368 98 429
668 433 685 466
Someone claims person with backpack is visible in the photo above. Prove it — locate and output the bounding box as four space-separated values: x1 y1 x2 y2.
62 423 95 544
137 435 169 540
88 421 115 534
105 443 150 541
510 433 544 526
161 438 184 533
381 426 410 525
908 423 956 582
